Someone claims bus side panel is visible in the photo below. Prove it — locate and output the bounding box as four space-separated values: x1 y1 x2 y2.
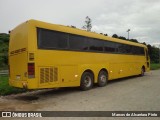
109 57 146 80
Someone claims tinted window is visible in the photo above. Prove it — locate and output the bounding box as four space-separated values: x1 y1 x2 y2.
118 44 132 54
139 47 145 55
69 34 89 51
37 28 145 55
89 39 104 51
37 28 68 49
104 41 117 53
126 45 132 54
118 44 125 53
137 47 145 55
131 46 144 55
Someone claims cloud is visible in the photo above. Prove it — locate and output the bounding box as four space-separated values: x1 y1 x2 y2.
0 0 159 45
92 0 160 44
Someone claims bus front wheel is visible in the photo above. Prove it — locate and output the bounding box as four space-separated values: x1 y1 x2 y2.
98 70 108 87
80 72 93 91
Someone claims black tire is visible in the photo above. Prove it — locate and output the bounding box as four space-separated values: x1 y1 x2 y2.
140 67 145 76
98 71 108 87
80 72 94 91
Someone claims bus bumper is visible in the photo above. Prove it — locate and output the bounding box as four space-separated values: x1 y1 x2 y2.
9 79 38 89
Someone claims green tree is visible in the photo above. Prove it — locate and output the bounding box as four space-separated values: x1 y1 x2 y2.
148 45 159 63
118 36 127 40
0 33 9 68
0 33 9 43
100 33 108 36
70 25 76 28
130 39 138 43
112 34 118 38
104 33 108 36
147 44 160 63
142 42 146 45
82 16 92 31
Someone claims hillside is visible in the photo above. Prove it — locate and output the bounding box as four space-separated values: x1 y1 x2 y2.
0 33 9 69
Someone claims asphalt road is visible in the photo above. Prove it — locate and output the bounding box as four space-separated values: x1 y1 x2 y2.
0 70 160 120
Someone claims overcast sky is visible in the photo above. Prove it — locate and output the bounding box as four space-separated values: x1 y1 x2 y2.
0 0 160 45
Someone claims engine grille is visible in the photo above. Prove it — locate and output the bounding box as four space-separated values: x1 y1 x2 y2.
40 67 58 84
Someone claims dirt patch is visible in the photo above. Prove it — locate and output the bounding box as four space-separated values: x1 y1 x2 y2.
14 96 39 101
0 90 50 111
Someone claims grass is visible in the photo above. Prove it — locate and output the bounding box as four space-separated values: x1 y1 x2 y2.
150 63 160 70
0 75 26 96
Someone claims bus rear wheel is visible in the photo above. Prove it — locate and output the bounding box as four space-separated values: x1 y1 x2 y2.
80 72 93 91
98 70 108 87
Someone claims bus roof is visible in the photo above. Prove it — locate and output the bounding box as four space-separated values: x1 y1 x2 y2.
27 19 147 48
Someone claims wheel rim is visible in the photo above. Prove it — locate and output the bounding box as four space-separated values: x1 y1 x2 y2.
84 76 92 87
100 75 107 83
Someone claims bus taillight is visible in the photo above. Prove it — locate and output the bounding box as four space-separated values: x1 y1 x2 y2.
28 63 35 78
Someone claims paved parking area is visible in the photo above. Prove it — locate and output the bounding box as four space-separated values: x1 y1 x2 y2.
0 70 160 120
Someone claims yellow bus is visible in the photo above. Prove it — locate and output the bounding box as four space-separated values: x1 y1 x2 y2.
9 19 150 90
